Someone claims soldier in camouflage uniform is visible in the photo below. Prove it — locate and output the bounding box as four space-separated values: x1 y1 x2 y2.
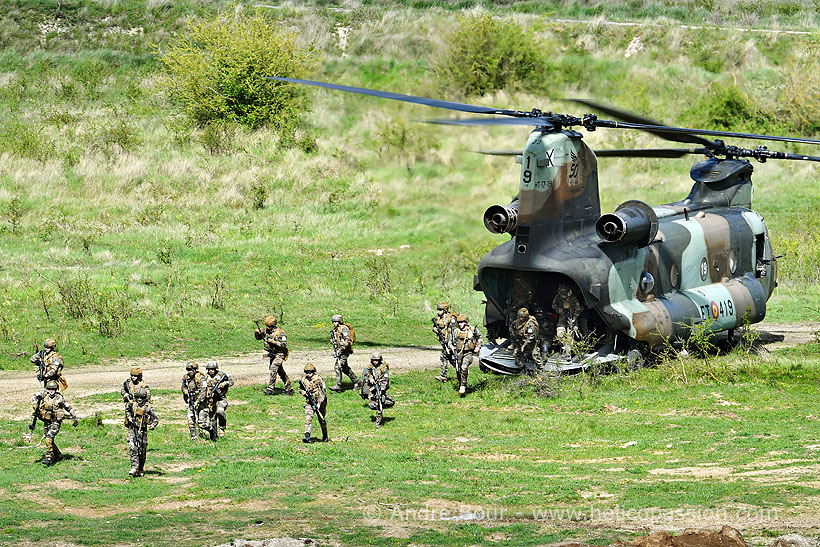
30 338 67 390
26 380 78 466
432 302 457 382
451 315 482 397
181 361 204 441
360 352 394 428
121 367 151 406
329 314 358 392
511 307 539 370
197 361 234 440
299 363 328 443
125 387 158 477
255 316 293 396
533 305 557 363
552 283 584 357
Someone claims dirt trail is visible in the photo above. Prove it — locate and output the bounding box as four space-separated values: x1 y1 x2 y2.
0 346 441 415
1 321 815 415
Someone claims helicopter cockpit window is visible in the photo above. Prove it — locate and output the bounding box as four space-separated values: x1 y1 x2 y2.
639 272 655 295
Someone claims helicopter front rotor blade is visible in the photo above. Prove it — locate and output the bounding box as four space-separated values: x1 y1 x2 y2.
566 99 715 148
267 77 525 116
426 117 557 127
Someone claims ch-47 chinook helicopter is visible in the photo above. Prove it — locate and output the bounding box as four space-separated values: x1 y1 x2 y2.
269 77 820 374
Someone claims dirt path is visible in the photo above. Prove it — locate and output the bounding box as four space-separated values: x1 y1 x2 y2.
0 346 442 416
1 321 815 416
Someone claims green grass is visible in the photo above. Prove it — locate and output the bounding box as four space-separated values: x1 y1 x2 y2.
3 350 820 545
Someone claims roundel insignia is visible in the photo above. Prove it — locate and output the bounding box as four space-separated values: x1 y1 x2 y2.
710 301 719 319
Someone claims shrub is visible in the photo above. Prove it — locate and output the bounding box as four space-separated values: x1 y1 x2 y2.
435 13 547 96
156 9 317 132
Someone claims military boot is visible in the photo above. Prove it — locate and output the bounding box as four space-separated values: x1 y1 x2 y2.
376 414 382 429
435 374 448 382
285 388 294 396
303 432 312 444
263 388 275 396
218 427 226 438
129 466 139 477
329 384 342 393
42 452 53 466
189 426 198 441
459 385 466 397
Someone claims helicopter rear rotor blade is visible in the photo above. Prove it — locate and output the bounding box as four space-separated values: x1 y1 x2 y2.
565 98 715 148
426 117 557 127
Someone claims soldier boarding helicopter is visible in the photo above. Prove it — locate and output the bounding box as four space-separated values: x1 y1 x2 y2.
268 76 820 374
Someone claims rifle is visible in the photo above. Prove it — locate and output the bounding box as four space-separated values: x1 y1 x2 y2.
32 350 45 383
185 376 198 417
330 329 339 359
210 372 228 398
123 380 133 401
25 393 43 441
299 379 325 422
432 318 457 366
126 401 145 459
371 368 384 419
253 320 264 340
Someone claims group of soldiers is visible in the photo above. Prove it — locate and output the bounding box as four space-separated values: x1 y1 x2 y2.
508 283 585 368
27 338 234 476
431 303 482 396
254 314 395 439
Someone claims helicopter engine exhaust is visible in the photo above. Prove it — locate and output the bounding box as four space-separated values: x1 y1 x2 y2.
596 200 659 247
483 201 519 234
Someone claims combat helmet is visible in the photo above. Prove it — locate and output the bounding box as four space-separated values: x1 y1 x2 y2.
206 361 218 370
134 387 148 401
45 380 59 390
457 314 468 323
517 307 530 320
304 363 316 373
370 352 383 362
44 338 57 349
264 316 277 328
185 361 198 371
331 314 343 323
436 302 449 312
130 367 142 377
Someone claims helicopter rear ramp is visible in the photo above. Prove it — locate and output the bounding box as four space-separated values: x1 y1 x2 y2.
478 343 624 375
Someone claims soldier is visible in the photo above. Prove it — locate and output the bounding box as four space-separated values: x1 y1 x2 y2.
25 380 78 466
181 361 204 441
255 316 293 396
197 361 234 440
360 352 394 428
552 283 583 357
329 314 358 392
125 387 158 477
533 305 557 362
121 367 151 405
299 363 328 443
511 307 539 369
450 314 482 397
432 302 457 382
30 338 67 390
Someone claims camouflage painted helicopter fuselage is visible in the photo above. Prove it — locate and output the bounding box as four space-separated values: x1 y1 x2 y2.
477 129 776 353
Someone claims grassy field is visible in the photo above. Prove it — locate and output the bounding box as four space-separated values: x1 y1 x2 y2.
1 1 820 544
3 343 820 546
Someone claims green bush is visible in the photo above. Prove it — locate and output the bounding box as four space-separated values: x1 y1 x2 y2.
156 9 317 132
434 13 547 96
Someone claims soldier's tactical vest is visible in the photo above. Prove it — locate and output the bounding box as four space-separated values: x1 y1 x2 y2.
434 313 454 333
205 373 229 400
454 327 479 353
184 372 203 398
303 375 325 402
126 402 148 429
38 395 64 421
333 324 355 353
369 363 389 382
44 352 63 376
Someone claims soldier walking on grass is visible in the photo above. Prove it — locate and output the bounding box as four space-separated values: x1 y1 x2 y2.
197 361 233 440
181 361 204 441
450 314 482 397
125 387 158 477
25 380 78 466
329 314 359 392
30 338 67 390
432 302 457 382
255 316 293 396
360 352 394 428
299 363 328 443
